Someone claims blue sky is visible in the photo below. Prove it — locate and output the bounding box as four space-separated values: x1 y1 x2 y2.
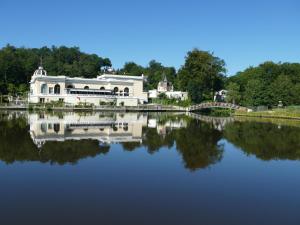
0 0 299 75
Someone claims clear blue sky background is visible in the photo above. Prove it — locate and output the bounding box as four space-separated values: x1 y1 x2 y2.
0 0 299 75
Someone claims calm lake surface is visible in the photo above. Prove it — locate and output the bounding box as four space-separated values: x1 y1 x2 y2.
1 111 300 225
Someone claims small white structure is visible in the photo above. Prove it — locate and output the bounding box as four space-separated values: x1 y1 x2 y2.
148 89 159 99
165 91 188 100
148 75 188 101
214 90 227 102
157 75 174 92
28 66 148 106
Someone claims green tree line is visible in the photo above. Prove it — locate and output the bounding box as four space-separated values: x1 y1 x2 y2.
3 44 300 106
0 44 111 95
226 62 300 107
0 45 227 103
119 49 227 103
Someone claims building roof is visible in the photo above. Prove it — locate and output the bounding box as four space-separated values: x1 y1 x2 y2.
30 68 143 84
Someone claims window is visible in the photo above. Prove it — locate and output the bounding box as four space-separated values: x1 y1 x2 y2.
54 124 60 133
39 98 45 103
113 87 119 95
84 86 89 89
40 123 47 133
100 87 105 90
41 84 47 94
67 85 74 89
49 87 53 94
124 87 129 96
54 84 60 94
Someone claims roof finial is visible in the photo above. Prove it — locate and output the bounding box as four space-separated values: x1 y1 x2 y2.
162 72 167 82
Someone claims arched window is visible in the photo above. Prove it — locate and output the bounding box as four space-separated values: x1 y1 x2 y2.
40 123 47 133
41 84 47 94
100 87 105 90
113 87 119 95
54 124 60 133
54 84 60 94
124 87 129 96
67 84 74 89
84 86 89 89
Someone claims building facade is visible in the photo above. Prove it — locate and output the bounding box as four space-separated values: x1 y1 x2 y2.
29 112 147 148
29 66 148 106
157 75 174 92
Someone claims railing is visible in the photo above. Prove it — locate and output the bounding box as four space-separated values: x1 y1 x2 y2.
189 102 248 111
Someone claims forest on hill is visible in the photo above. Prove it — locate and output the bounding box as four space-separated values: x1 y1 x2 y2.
0 45 111 95
226 62 300 107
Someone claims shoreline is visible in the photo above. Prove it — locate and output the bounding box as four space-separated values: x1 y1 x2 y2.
2 105 300 121
0 105 188 112
234 112 300 121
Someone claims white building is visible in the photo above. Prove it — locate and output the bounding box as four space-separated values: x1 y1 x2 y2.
214 90 228 102
148 75 188 101
29 66 148 106
157 75 174 92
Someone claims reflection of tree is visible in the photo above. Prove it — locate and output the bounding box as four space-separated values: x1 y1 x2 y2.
121 142 142 151
40 141 110 165
0 114 224 170
175 122 224 170
122 119 224 171
0 119 110 165
142 127 175 154
224 121 300 160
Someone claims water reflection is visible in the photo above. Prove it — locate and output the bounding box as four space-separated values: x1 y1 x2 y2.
2 111 300 225
224 120 300 161
1 111 224 169
29 112 147 148
1 111 300 170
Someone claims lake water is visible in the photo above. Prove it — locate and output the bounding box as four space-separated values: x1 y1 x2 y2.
1 111 300 225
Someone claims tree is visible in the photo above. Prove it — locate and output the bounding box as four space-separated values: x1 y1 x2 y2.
118 60 177 91
7 83 17 96
0 45 110 94
158 92 167 99
100 58 112 71
120 62 144 76
177 49 226 103
227 61 300 107
226 82 241 104
270 75 294 106
243 79 265 106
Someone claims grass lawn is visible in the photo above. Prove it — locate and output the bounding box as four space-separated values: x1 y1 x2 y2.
235 106 300 119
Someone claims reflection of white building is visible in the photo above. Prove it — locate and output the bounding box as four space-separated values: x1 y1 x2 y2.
29 66 148 106
148 75 188 101
156 119 187 136
147 115 187 136
29 113 148 148
29 112 189 148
